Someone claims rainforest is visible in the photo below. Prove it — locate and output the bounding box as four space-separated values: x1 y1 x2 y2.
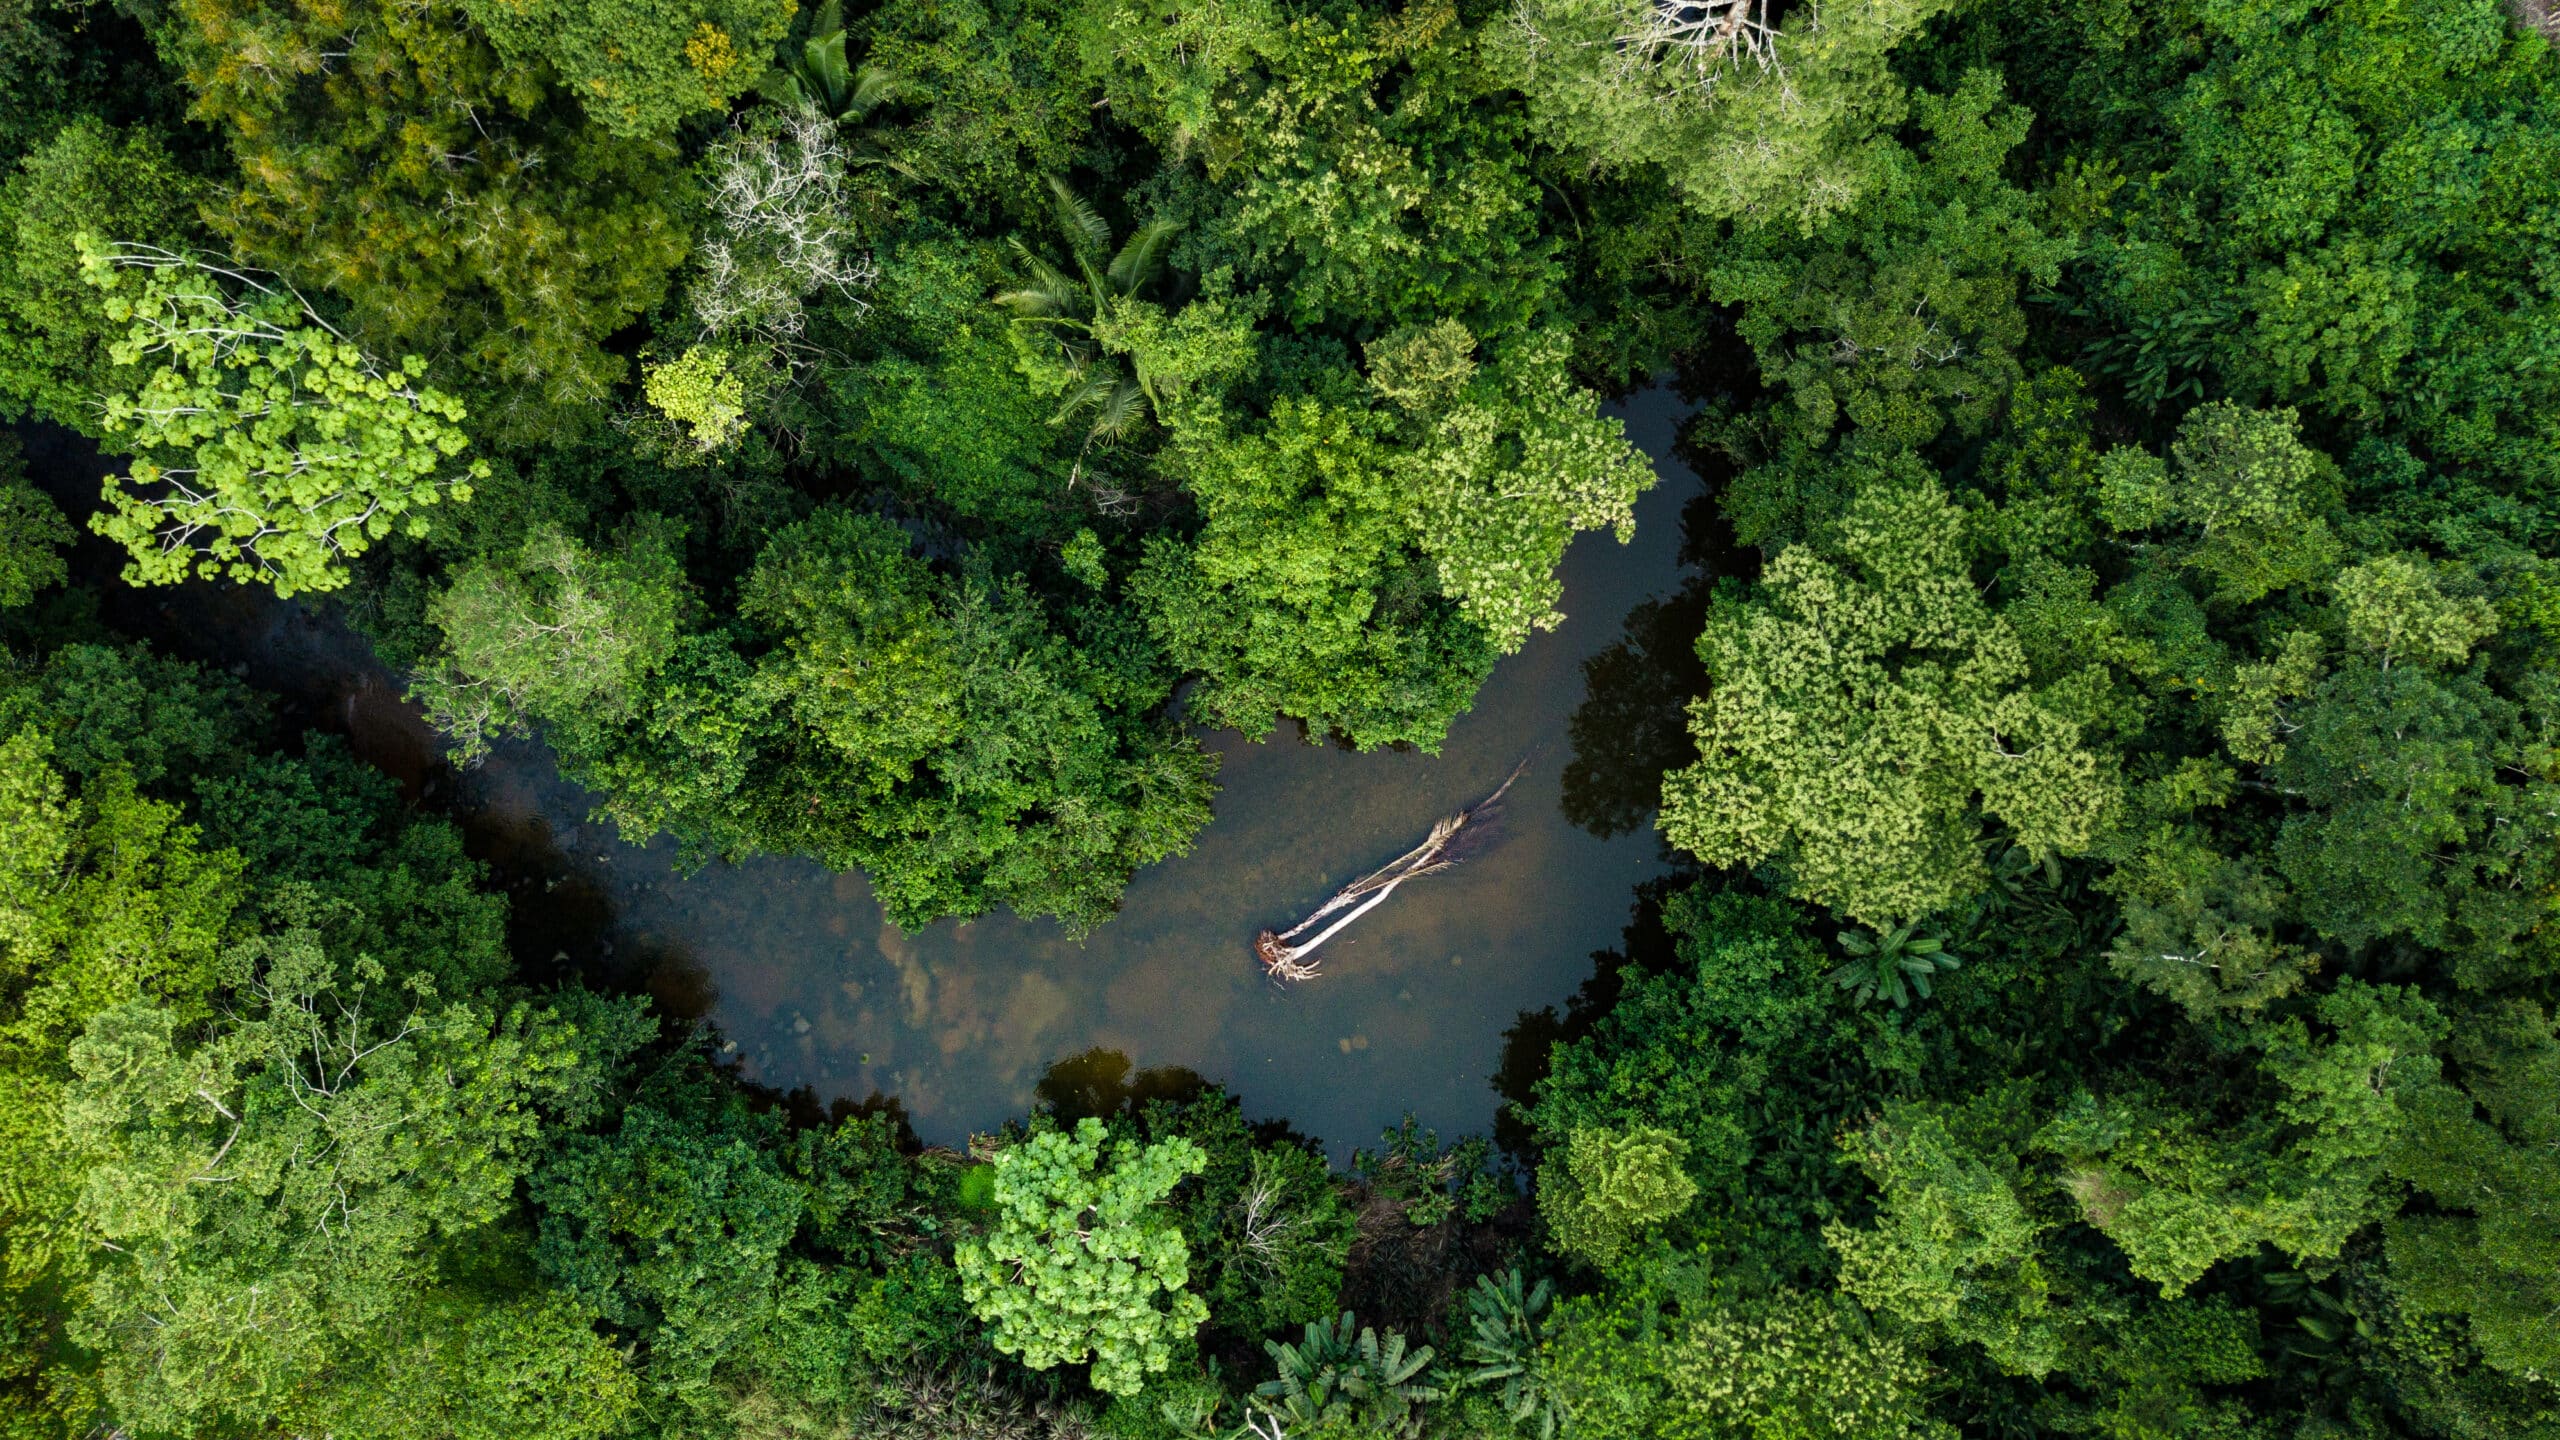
3 0 2559 1435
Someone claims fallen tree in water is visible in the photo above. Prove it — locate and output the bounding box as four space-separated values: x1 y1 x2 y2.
1256 761 1527 982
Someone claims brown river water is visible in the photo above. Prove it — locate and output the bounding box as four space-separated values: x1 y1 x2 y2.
24 385 1712 1155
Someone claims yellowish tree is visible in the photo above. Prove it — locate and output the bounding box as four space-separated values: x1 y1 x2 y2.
1659 477 2115 923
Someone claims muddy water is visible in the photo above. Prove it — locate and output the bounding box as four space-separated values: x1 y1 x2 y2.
23 387 1709 1154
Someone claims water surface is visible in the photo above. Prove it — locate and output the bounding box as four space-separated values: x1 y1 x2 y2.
24 389 1707 1154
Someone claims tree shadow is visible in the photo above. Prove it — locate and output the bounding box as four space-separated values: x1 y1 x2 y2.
1490 873 1696 1156
1032 1046 1210 1124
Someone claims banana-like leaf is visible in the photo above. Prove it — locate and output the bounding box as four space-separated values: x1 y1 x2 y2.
754 66 812 110
1050 367 1122 426
994 242 1087 320
1089 376 1147 438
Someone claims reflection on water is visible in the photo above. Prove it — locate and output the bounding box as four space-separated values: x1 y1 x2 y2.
18 388 1711 1156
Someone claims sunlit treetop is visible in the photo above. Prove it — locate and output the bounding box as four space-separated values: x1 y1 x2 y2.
78 239 485 598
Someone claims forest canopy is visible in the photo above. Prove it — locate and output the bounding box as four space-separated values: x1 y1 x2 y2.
2 0 2558 1437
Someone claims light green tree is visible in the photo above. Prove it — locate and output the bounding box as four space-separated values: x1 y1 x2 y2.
2094 403 2343 605
2038 982 2448 1295
62 929 640 1434
412 522 692 760
641 346 750 453
77 242 485 597
1828 1104 2061 1377
1387 325 1656 651
2331 553 2497 671
1135 323 1648 750
1539 1125 1697 1269
1659 477 2117 924
954 1117 1207 1395
1500 0 1952 227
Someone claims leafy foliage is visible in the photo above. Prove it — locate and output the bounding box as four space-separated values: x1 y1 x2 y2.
1538 1125 1697 1270
1660 477 2118 924
171 0 691 437
0 436 69 606
6 1 2560 1437
954 1118 1207 1395
1456 1270 1559 1440
1251 1311 1441 1440
458 0 795 138
79 243 486 596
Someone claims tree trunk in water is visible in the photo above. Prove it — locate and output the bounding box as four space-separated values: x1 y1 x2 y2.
1256 760 1527 982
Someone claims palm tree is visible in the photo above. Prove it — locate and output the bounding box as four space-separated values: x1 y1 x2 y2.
758 1 900 119
994 176 1182 462
1829 921 1963 1008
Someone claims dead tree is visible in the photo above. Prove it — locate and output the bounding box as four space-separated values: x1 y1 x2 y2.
1256 761 1527 982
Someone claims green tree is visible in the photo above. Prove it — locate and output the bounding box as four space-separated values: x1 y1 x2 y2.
734 506 963 802
954 1117 1207 1395
412 522 691 760
1539 1125 1698 1270
2047 0 2560 494
1136 322 1646 749
1501 0 1952 227
1660 478 2117 924
996 174 1185 455
172 0 691 437
0 435 70 606
2094 403 2342 606
1456 1270 1560 1440
1543 1284 1952 1440
1829 1103 2061 1377
532 1097 813 1421
2039 982 2448 1295
1698 68 2075 451
2385 1000 2560 1381
458 0 794 138
79 242 486 597
64 930 642 1435
0 117 203 428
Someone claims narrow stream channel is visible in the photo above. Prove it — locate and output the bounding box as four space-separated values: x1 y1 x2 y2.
21 385 1712 1155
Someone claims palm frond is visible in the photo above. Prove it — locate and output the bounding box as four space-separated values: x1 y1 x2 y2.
846 63 907 118
1045 175 1112 260
1106 217 1182 296
803 28 853 113
994 242 1086 320
1049 367 1122 426
1089 375 1148 438
754 66 813 110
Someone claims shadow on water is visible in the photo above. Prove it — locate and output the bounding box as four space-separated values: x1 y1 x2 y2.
1033 1047 1211 1125
14 382 1723 1156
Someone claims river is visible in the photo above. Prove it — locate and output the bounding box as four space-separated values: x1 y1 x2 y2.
19 385 1712 1156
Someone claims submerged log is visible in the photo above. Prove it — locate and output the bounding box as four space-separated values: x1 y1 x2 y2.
1257 761 1527 983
